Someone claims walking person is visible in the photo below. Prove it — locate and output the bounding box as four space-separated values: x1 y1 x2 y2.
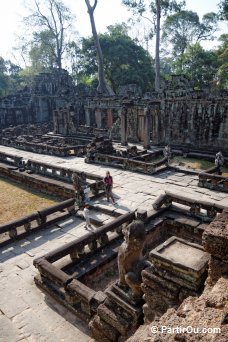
84 203 92 229
104 171 116 204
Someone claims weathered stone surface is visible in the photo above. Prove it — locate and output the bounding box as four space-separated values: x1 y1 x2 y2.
203 210 228 262
0 315 22 341
0 144 228 342
149 237 210 287
128 276 228 342
0 295 29 319
207 256 228 286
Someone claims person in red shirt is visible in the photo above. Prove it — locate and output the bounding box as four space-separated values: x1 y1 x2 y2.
104 171 116 204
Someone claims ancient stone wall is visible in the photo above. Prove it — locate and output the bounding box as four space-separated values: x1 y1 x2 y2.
1 71 227 152
0 69 76 129
154 98 227 151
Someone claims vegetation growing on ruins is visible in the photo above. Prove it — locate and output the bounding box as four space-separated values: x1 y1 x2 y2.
0 0 227 96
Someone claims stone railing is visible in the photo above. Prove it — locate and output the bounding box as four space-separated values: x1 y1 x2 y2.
26 159 104 195
203 165 220 174
0 151 23 167
153 191 225 220
0 198 75 246
86 153 168 175
198 172 228 193
77 125 108 137
33 211 135 321
0 137 87 157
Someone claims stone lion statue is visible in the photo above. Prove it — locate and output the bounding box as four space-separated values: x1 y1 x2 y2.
118 220 150 299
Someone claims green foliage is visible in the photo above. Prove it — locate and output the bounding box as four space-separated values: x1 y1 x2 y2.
122 0 185 16
163 10 218 56
0 57 23 96
173 43 219 89
29 30 56 72
216 34 228 88
24 0 73 69
218 0 228 21
122 1 185 89
78 24 155 92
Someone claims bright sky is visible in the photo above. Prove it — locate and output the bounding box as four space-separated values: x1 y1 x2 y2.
0 0 226 63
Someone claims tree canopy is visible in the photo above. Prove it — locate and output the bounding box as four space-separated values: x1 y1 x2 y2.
122 0 185 90
172 43 219 89
0 57 23 96
162 10 218 57
78 24 155 92
24 0 72 70
0 0 227 97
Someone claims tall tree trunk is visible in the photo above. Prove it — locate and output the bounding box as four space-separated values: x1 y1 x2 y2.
85 0 114 96
155 0 161 91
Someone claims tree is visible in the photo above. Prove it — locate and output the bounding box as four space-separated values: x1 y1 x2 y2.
215 34 228 88
0 57 23 96
172 43 219 89
24 0 72 69
66 41 81 84
29 30 57 72
0 57 8 96
162 10 218 57
78 24 155 92
122 0 185 90
84 0 114 96
218 0 228 21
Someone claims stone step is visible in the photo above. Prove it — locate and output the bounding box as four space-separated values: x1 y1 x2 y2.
111 283 143 307
97 303 130 335
89 315 119 342
105 288 142 319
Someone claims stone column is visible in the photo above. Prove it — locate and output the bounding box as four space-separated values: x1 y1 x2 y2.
107 108 113 128
85 108 90 126
53 109 58 133
121 106 128 146
150 101 160 144
143 107 150 149
95 109 102 128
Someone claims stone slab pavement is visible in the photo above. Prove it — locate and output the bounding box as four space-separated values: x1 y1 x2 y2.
0 145 228 341
0 145 227 209
0 216 92 342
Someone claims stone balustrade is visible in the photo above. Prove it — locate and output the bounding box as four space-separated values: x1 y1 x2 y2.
153 191 225 220
0 198 75 246
26 159 104 195
0 151 23 167
33 211 135 321
0 137 87 157
198 172 228 193
87 153 168 175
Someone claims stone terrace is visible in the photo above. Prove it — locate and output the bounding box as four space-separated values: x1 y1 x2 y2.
0 145 228 342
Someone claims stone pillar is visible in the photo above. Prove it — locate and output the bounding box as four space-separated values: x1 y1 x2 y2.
150 101 160 144
85 108 90 126
121 106 128 146
63 109 69 135
107 108 113 128
53 109 58 133
143 107 150 149
95 109 102 128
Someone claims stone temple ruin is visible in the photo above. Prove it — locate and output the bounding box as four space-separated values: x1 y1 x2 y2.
0 69 227 341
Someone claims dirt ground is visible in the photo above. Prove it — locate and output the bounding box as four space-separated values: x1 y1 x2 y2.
0 177 61 225
172 157 228 176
